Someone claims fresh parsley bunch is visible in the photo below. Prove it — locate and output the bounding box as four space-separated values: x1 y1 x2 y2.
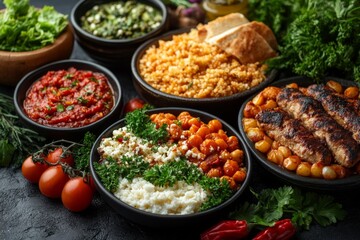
230 186 346 230
249 0 360 83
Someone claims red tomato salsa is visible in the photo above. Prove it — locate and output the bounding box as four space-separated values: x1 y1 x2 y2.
23 67 114 128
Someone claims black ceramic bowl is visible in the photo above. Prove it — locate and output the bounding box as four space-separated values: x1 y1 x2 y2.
70 0 169 63
90 107 252 228
14 59 122 141
131 28 277 118
238 76 360 190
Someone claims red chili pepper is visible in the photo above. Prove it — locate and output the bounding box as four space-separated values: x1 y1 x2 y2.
200 220 249 240
252 219 296 240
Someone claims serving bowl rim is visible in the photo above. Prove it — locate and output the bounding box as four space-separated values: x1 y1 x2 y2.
70 0 169 45
131 28 278 103
13 59 122 132
237 76 360 190
89 107 252 219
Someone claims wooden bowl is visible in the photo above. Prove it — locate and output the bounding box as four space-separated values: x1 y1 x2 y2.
0 25 74 86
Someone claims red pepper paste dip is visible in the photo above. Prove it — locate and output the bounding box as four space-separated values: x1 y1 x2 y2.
23 67 114 128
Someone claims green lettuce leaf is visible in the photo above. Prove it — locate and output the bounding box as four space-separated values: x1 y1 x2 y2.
0 0 68 52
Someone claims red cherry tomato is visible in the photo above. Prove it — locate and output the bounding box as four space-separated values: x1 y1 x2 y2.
124 98 145 113
88 175 97 193
39 165 69 198
61 177 93 212
46 147 74 166
21 156 49 183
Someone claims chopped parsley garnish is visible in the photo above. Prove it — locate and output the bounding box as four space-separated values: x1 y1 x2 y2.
56 104 65 112
143 158 203 187
90 77 99 82
94 157 121 193
71 80 79 86
125 107 169 143
118 155 150 180
73 132 96 172
65 74 73 79
77 96 88 104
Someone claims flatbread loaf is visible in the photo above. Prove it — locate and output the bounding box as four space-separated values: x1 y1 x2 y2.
197 14 278 63
209 23 278 64
197 13 249 42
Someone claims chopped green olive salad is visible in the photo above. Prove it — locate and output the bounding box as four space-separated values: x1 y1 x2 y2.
81 0 163 40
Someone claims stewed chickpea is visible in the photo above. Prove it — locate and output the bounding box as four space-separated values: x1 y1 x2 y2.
310 162 324 178
242 118 258 132
322 166 337 180
255 139 271 153
326 80 343 93
344 86 359 99
283 156 301 171
296 162 312 177
151 111 247 189
246 128 265 142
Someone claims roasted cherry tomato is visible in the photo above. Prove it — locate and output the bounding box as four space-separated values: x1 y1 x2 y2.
39 165 69 198
61 177 93 212
124 98 145 113
21 156 49 183
46 147 74 166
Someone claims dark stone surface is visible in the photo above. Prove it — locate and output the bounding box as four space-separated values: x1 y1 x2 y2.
1 1 360 240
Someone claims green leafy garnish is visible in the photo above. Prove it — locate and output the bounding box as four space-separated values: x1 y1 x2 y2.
77 96 88 104
230 186 346 230
249 0 360 83
199 177 233 211
118 155 150 180
125 107 169 143
143 158 203 187
0 0 68 52
93 157 121 193
56 104 65 112
73 132 96 172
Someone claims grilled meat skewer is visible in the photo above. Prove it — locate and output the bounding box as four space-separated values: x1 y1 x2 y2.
256 109 333 165
306 84 360 143
277 87 360 168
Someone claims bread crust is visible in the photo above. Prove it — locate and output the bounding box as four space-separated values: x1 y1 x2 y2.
208 23 278 64
197 13 249 41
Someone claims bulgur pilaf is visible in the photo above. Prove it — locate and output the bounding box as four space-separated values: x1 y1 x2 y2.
139 30 268 98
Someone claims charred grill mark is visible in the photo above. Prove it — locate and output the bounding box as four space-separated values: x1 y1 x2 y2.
277 87 360 168
254 109 283 127
256 109 333 165
307 84 360 144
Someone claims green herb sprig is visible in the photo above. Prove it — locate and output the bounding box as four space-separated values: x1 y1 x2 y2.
0 93 45 167
93 157 121 193
125 107 169 143
73 132 96 172
118 155 150 181
249 0 360 83
230 186 346 230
